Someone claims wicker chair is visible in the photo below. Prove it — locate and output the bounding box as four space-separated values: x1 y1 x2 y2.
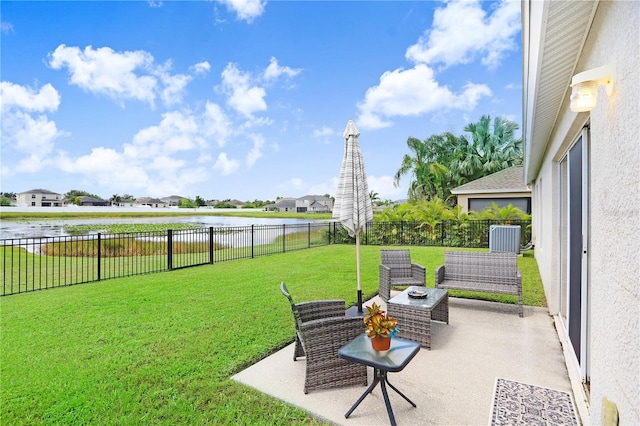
280 282 368 393
379 249 426 301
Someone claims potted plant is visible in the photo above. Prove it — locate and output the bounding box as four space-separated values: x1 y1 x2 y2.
363 302 398 351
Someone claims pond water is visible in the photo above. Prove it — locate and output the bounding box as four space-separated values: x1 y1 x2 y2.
0 215 329 240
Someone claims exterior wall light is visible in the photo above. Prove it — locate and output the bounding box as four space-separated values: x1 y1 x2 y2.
570 64 615 112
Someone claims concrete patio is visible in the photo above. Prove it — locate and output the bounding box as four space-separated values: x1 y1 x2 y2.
233 295 588 425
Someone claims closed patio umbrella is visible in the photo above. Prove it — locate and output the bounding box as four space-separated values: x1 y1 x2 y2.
333 119 373 314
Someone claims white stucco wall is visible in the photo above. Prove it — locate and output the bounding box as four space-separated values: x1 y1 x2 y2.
531 2 640 423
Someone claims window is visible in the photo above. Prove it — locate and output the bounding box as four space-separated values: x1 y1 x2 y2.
468 197 531 214
31 194 36 198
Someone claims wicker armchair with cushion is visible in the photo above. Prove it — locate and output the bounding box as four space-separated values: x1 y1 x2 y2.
379 249 426 302
280 282 368 393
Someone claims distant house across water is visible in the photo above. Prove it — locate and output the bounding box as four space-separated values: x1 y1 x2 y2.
16 189 63 207
264 195 333 213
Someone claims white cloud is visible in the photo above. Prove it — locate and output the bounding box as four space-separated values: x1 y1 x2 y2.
356 64 491 130
0 82 65 174
221 63 267 117
313 126 334 138
220 0 266 23
0 82 60 113
191 61 211 75
405 0 520 70
246 134 264 167
367 175 407 201
48 44 194 108
56 147 150 190
147 1 163 8
49 44 157 105
263 57 301 82
125 111 199 160
154 61 191 106
202 102 233 147
213 152 240 175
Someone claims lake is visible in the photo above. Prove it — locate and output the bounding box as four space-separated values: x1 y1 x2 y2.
0 213 329 240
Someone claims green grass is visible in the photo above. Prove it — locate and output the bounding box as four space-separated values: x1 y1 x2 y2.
1 245 545 424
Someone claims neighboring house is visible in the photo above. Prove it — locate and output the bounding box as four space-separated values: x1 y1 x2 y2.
16 189 63 207
451 166 531 214
264 197 297 212
228 199 245 208
523 1 638 424
135 197 168 208
77 196 109 206
295 195 333 213
117 198 136 207
161 195 188 206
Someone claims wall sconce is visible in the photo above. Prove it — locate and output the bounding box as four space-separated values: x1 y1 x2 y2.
570 64 615 112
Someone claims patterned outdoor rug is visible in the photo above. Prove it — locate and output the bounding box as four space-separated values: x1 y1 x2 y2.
490 378 579 425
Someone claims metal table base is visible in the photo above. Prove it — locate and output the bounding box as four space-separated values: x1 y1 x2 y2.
345 368 416 426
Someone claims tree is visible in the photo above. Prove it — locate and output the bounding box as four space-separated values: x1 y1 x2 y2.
110 194 122 206
178 198 196 208
65 189 102 200
194 196 206 207
369 191 381 205
393 134 455 202
450 115 522 184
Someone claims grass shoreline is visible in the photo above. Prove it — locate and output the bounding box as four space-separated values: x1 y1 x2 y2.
0 210 332 221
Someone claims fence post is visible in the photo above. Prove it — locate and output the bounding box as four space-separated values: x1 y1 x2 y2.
167 230 173 271
251 225 255 259
308 223 311 248
209 227 214 264
97 233 101 281
282 224 286 253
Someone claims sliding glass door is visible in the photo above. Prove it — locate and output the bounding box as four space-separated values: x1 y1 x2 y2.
558 128 590 382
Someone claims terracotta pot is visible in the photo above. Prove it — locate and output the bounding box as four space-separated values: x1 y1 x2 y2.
370 336 391 351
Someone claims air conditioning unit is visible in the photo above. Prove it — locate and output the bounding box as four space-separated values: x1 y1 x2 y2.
489 225 521 254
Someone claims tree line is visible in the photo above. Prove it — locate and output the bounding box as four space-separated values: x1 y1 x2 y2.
393 115 522 205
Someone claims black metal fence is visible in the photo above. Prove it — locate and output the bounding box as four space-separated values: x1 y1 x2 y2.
331 219 532 249
1 219 531 296
1 222 332 296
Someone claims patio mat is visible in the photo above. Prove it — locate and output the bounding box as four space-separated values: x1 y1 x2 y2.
490 378 579 425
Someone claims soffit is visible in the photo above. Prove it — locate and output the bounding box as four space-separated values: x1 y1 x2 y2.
524 1 598 183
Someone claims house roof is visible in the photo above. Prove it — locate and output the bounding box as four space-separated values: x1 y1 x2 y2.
19 189 60 195
451 166 530 195
79 196 106 203
161 195 187 202
297 195 331 202
275 198 296 207
136 197 166 204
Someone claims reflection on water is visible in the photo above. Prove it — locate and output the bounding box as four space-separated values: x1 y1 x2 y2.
0 216 328 240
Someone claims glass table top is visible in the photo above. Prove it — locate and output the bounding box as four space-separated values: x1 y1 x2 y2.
338 333 420 372
388 286 448 309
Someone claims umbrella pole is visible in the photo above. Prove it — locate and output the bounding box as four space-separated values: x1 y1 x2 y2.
356 232 363 314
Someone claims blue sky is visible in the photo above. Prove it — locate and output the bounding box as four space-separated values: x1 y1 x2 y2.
1 0 522 202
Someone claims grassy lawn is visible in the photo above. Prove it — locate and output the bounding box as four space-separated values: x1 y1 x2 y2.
1 245 545 424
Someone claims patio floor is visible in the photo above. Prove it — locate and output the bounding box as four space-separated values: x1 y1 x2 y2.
232 295 586 425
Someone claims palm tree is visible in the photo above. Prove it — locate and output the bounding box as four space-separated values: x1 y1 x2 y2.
369 191 380 205
110 194 122 206
450 116 522 185
394 136 451 202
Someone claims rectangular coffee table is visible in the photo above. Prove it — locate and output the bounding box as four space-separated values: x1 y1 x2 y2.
387 286 449 349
